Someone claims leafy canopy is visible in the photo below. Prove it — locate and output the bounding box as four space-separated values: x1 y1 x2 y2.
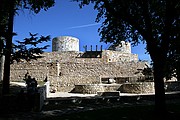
12 33 50 63
74 0 180 79
16 0 55 13
0 0 55 61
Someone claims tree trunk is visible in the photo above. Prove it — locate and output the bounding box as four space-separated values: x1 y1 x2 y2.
176 53 180 81
177 62 180 81
153 59 167 117
0 40 4 81
0 55 5 81
2 0 15 95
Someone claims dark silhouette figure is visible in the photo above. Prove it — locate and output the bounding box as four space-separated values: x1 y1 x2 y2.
24 75 38 110
44 76 48 82
24 71 29 80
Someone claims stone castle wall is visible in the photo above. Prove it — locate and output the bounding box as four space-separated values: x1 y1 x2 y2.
102 50 138 62
10 51 147 92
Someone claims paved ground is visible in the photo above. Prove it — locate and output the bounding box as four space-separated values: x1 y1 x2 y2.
47 92 97 98
10 81 180 98
47 92 156 98
11 81 152 98
0 82 179 120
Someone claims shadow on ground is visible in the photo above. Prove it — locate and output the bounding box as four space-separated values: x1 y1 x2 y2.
0 82 180 120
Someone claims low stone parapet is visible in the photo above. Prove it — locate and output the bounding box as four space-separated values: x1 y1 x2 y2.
165 81 180 92
71 84 104 94
120 82 155 94
71 84 121 94
101 84 121 92
33 92 43 112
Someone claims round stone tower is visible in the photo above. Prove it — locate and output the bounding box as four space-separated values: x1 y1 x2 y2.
52 36 79 52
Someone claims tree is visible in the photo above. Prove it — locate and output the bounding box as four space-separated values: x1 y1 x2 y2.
0 0 9 82
12 33 50 63
165 40 180 81
1 0 15 95
142 64 154 81
0 0 55 95
73 0 179 116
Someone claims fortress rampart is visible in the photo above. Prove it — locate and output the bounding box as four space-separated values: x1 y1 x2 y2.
9 36 150 92
10 50 147 92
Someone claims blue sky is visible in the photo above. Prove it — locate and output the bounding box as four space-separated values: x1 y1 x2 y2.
13 0 151 62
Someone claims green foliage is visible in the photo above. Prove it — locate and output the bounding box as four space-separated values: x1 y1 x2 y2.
16 0 55 14
12 33 50 63
73 0 179 113
165 53 180 80
0 0 10 43
0 0 55 95
0 0 55 61
0 0 55 37
142 64 154 80
74 0 180 79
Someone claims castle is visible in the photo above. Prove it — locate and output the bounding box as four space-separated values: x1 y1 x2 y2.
10 36 148 92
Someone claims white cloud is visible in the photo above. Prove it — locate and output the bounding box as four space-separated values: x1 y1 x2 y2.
66 23 101 29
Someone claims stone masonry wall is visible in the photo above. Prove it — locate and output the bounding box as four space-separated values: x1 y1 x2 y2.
102 50 138 62
10 51 147 92
120 82 155 94
59 62 145 79
10 62 49 81
57 62 146 92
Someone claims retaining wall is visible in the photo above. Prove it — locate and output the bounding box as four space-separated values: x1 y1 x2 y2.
10 51 147 92
120 82 155 94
